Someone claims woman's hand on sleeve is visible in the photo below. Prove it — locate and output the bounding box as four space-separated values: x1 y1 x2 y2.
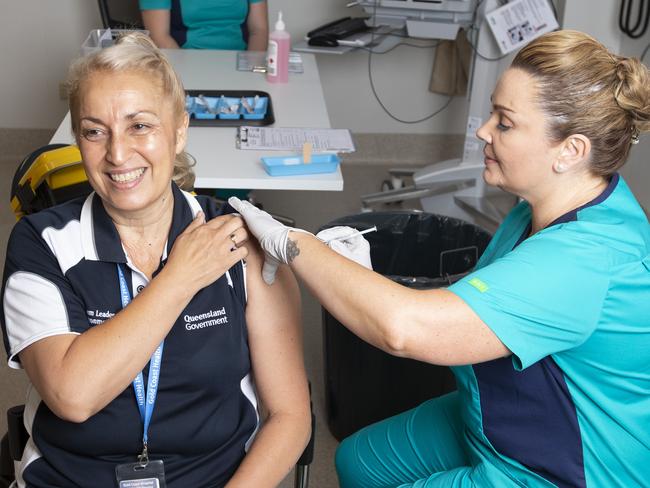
18 213 249 423
225 244 310 488
164 212 249 294
141 9 180 48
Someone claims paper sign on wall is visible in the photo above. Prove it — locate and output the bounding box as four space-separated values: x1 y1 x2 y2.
485 0 559 55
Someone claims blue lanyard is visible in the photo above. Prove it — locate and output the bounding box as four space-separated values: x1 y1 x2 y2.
117 264 164 458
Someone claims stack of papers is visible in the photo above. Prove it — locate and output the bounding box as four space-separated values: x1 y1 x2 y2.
236 51 304 73
236 126 355 153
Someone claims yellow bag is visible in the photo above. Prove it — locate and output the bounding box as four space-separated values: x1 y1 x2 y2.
10 144 91 221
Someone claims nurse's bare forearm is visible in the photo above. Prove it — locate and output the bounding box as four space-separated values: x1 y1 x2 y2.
286 232 511 366
286 232 408 353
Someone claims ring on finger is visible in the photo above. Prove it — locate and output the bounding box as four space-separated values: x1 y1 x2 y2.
230 233 237 251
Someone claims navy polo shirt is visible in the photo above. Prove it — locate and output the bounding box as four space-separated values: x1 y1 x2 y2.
1 183 259 487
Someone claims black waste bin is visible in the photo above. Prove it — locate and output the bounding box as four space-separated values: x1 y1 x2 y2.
320 211 492 441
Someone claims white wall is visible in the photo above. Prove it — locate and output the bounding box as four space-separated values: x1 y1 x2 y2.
561 0 650 209
0 0 101 129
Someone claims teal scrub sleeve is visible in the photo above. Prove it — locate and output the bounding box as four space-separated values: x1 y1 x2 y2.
449 227 611 370
139 0 170 9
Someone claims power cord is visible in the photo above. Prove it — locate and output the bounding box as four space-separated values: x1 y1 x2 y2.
363 0 452 123
464 0 509 61
642 42 650 62
363 0 560 122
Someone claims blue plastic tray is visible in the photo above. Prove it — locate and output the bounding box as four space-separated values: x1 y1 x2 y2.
261 154 340 176
185 90 274 127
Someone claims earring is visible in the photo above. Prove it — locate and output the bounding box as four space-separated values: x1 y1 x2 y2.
555 162 566 172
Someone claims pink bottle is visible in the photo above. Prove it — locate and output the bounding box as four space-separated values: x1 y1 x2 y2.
266 11 290 83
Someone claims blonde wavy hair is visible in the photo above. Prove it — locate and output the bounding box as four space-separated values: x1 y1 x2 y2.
512 30 650 176
66 32 195 190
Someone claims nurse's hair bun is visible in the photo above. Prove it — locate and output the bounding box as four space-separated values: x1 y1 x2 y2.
512 29 649 176
613 57 650 135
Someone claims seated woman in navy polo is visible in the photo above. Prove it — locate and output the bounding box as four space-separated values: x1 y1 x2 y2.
0 32 309 488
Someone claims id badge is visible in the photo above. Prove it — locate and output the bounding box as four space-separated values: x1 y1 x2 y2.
116 459 166 488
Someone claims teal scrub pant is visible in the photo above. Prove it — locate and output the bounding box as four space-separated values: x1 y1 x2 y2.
335 392 510 487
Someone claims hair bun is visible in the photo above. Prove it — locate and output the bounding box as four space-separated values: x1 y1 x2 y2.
613 57 650 132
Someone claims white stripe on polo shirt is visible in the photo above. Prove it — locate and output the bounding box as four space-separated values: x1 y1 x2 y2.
41 220 83 275
4 271 75 369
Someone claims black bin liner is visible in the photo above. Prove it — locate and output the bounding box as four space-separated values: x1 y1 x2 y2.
320 211 492 441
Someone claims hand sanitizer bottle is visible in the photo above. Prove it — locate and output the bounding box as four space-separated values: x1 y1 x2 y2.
266 11 290 83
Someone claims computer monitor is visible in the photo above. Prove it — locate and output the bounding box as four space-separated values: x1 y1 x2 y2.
359 0 478 39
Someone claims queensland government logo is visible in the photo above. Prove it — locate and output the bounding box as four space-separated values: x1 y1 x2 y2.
184 307 229 331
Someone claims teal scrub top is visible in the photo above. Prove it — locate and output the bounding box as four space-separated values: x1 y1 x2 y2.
139 0 266 50
448 174 650 487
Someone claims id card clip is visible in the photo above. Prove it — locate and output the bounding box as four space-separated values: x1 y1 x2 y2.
116 458 166 488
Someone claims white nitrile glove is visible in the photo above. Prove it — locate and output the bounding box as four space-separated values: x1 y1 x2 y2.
316 226 373 270
228 197 311 284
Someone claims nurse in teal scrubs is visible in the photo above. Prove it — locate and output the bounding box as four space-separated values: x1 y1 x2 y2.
231 29 650 487
140 0 268 51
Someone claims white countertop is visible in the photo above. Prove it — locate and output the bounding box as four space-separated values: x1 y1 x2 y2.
51 49 343 191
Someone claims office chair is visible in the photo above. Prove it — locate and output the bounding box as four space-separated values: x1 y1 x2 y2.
98 0 144 30
0 144 312 488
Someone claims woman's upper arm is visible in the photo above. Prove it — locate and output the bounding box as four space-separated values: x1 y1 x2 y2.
141 9 179 48
18 334 80 415
244 246 309 417
246 1 269 51
3 221 86 410
401 288 511 366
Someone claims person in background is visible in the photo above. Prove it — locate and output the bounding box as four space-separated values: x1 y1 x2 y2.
231 29 650 487
140 0 269 51
1 32 308 487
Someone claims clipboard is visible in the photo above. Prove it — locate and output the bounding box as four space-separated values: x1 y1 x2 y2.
237 126 355 152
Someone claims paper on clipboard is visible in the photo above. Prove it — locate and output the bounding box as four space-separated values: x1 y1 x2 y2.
485 0 558 55
237 126 355 152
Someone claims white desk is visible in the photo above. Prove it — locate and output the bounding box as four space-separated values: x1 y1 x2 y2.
51 49 343 191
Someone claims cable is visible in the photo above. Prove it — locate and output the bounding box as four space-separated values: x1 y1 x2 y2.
642 42 650 62
619 0 650 39
364 0 452 124
360 40 440 55
465 30 509 61
464 0 509 61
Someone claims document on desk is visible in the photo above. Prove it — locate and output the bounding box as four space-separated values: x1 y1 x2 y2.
236 51 304 73
237 126 356 152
